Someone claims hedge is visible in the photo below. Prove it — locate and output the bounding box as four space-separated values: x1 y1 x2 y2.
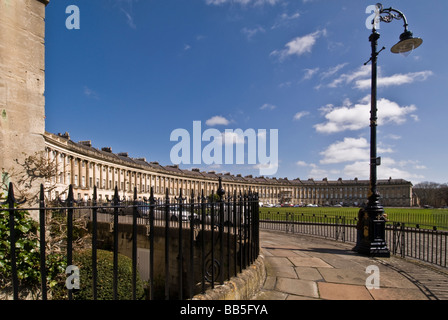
73 249 145 300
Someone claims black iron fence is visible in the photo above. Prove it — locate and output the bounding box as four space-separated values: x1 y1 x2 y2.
260 212 448 269
0 180 260 300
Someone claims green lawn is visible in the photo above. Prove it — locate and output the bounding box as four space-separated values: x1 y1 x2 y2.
259 206 448 229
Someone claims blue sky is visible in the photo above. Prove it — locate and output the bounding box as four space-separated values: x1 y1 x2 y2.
45 0 448 184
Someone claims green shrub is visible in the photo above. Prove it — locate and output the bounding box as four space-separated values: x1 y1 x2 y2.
73 249 145 300
0 208 41 290
0 206 67 299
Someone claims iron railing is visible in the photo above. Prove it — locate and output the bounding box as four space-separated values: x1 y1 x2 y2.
0 180 260 300
260 212 448 269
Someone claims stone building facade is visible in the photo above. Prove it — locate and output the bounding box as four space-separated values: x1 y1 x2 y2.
44 132 414 207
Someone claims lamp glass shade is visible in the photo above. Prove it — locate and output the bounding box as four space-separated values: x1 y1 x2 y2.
391 31 423 55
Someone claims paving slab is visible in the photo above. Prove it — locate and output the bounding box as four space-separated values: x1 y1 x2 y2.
368 287 428 300
264 256 297 279
288 256 333 268
318 282 373 300
294 266 324 281
318 268 368 286
275 278 319 298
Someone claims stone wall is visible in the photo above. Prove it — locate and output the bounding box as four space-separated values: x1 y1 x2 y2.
93 221 240 299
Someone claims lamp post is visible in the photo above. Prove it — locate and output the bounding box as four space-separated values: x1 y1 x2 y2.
356 3 423 257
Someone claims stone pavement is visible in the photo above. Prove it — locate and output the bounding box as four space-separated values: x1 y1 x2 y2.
251 230 448 300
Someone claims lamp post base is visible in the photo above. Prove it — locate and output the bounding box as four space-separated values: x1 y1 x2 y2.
354 195 390 257
355 219 391 258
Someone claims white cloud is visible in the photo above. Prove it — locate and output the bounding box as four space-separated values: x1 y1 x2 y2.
314 95 417 134
343 158 424 181
320 137 370 165
303 68 319 80
241 26 265 40
326 66 433 90
355 70 433 90
271 12 300 29
278 81 292 88
327 65 370 88
115 0 140 29
221 131 245 145
320 63 348 79
319 137 393 165
279 12 300 20
260 103 277 110
83 86 99 99
121 8 136 29
309 137 424 181
270 29 327 60
293 111 310 121
385 134 402 140
205 0 280 6
206 116 230 126
253 161 279 173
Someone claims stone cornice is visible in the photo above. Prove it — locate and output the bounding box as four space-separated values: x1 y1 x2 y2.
37 0 50 6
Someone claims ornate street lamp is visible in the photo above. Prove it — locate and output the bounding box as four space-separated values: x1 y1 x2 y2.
355 3 422 257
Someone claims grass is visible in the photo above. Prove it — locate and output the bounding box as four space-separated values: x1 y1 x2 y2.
259 207 448 230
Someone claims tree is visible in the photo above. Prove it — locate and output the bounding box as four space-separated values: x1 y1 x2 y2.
413 182 448 207
1 151 67 204
438 184 448 207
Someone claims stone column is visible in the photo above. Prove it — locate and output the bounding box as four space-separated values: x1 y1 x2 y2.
0 0 49 204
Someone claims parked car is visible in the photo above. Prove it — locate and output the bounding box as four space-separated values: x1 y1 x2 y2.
169 207 198 222
98 201 149 217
